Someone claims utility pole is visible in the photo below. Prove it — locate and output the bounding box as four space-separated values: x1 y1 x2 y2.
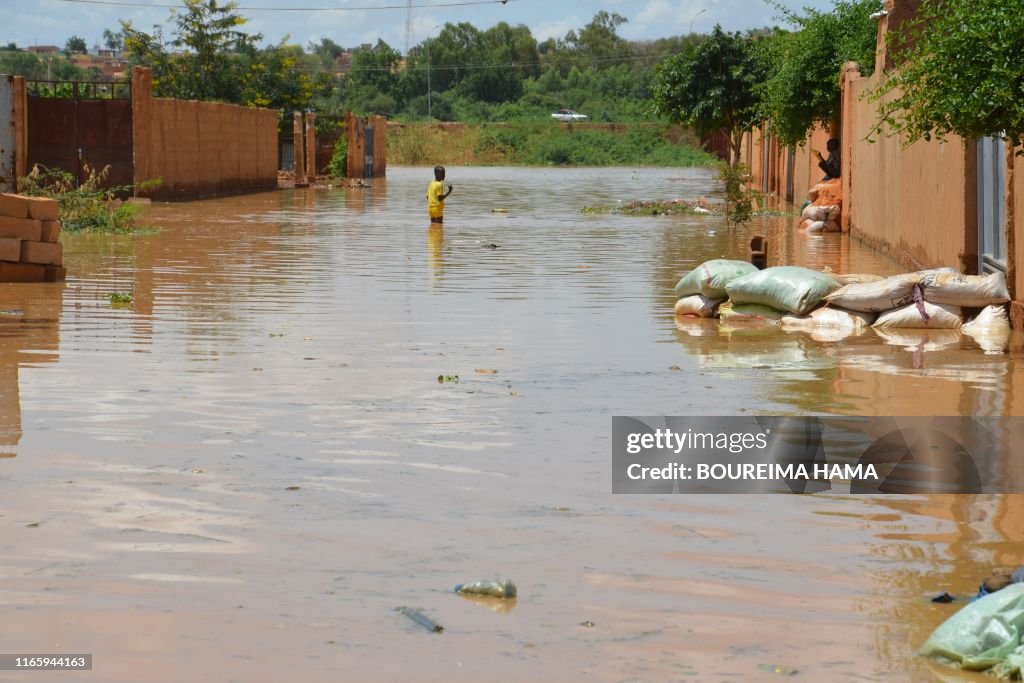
405 0 412 56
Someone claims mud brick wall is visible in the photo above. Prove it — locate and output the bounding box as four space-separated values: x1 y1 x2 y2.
132 68 278 201
0 193 66 282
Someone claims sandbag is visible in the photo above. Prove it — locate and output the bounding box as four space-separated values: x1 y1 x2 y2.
963 305 1011 332
873 301 962 329
963 305 1011 355
829 273 885 286
920 583 1024 678
825 273 921 312
920 271 1010 307
801 204 840 222
806 220 840 233
674 294 723 318
725 266 841 315
779 306 875 331
718 301 786 323
673 259 759 299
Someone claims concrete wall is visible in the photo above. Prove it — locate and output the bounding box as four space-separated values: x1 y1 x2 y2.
132 68 278 201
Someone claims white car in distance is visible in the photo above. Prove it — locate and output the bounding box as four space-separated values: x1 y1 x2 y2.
551 109 588 122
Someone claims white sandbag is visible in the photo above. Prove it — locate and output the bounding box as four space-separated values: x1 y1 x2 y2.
919 271 1010 307
673 259 759 299
825 273 921 312
779 306 875 331
829 273 885 286
874 328 963 351
674 294 724 318
963 305 1011 332
725 266 841 315
872 301 962 329
801 204 840 222
962 305 1011 354
718 301 786 323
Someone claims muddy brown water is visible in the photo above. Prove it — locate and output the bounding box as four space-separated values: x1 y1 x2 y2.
0 166 1020 682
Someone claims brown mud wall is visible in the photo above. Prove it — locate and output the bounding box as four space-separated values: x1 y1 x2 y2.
132 68 278 201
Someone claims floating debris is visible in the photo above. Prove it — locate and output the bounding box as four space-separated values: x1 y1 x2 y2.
396 606 443 633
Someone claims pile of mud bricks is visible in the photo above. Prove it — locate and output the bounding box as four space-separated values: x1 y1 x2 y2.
0 193 65 283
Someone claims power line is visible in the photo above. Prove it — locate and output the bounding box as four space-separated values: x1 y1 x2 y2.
55 0 512 10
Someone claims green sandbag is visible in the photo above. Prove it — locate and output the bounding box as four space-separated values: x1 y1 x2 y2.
725 266 841 315
674 259 759 299
920 583 1024 678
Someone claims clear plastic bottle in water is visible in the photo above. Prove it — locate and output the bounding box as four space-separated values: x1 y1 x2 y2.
454 578 517 599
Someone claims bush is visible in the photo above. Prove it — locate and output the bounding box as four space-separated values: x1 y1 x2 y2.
17 164 159 233
325 136 348 178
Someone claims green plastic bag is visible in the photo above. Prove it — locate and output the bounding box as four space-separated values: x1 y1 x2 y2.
725 266 841 315
920 583 1024 678
674 260 759 300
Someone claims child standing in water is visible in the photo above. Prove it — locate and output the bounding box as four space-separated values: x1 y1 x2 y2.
427 165 453 223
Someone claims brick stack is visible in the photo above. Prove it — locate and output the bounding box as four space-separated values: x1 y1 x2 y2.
0 193 66 283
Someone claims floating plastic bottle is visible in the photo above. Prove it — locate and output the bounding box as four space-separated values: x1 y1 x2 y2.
454 579 517 599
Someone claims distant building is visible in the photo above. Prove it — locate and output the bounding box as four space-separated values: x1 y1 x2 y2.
27 45 60 54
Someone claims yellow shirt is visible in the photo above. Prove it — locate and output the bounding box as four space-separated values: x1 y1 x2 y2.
427 180 445 218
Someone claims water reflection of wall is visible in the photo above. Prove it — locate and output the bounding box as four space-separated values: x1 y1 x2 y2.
0 283 62 457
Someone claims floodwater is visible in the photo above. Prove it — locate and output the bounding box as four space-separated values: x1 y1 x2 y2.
0 165 1021 683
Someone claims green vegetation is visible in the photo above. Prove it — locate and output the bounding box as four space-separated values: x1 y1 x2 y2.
652 26 766 167
108 291 134 306
325 137 348 178
107 3 703 135
717 163 762 227
869 0 1024 148
388 122 714 167
581 199 721 216
17 165 160 234
755 0 879 145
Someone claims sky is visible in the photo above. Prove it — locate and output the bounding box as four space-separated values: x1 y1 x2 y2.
0 0 839 55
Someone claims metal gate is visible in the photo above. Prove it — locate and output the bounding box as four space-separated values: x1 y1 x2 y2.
977 136 1006 274
26 80 132 188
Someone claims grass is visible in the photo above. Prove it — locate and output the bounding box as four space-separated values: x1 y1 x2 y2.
387 122 717 167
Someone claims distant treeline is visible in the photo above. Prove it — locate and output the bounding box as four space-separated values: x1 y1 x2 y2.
2 1 703 129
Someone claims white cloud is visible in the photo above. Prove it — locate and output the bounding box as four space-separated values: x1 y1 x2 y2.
530 17 580 43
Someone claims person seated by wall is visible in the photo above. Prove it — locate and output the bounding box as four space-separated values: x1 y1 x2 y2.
815 138 841 181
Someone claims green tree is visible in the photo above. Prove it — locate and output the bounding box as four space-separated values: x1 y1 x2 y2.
123 0 261 102
573 11 631 67
869 0 1024 148
240 42 315 110
65 36 87 55
755 0 878 145
652 26 764 165
349 39 401 92
102 28 124 52
308 37 343 70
